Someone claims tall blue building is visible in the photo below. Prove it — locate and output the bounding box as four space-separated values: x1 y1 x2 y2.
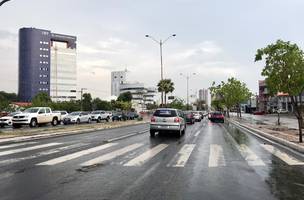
19 27 77 102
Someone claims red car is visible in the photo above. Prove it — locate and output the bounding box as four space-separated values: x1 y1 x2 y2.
208 112 224 123
253 111 265 115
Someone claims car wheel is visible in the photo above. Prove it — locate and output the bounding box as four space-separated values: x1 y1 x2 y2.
76 119 80 125
0 124 4 128
182 128 185 135
52 118 58 126
87 118 91 124
96 118 101 123
29 118 37 128
177 130 182 137
150 130 155 137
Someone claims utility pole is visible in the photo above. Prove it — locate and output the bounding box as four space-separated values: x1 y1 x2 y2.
145 34 176 106
180 73 196 110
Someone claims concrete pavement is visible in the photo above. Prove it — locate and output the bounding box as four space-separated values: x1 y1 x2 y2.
0 120 303 200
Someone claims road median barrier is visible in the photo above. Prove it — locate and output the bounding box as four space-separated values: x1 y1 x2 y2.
0 120 149 144
226 118 304 155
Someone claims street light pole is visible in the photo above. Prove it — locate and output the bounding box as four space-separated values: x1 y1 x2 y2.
180 73 196 110
145 34 176 106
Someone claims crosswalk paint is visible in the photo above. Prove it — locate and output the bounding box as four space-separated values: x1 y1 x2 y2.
81 143 144 167
37 143 117 166
0 143 86 166
124 144 168 166
0 143 62 156
208 144 226 167
0 142 37 150
261 144 304 165
167 144 195 167
194 131 200 137
237 144 265 166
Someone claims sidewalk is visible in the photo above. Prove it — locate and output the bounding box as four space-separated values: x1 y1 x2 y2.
229 116 304 154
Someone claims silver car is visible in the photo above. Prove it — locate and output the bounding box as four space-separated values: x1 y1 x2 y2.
150 108 186 137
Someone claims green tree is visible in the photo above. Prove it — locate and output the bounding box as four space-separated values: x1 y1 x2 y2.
117 92 132 102
112 101 131 111
169 98 187 110
210 78 251 117
82 93 92 111
157 79 175 106
32 92 52 107
255 39 304 143
92 98 112 110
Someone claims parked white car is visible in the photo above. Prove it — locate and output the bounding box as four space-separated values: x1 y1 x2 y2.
53 110 68 122
90 110 109 123
12 107 61 128
0 112 21 128
63 111 91 125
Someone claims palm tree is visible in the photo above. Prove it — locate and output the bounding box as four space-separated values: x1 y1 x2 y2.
157 80 166 107
164 79 175 105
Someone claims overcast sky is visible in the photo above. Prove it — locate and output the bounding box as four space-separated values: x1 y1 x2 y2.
1 0 304 101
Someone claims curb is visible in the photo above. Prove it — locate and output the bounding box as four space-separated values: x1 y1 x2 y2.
0 122 149 145
227 119 304 155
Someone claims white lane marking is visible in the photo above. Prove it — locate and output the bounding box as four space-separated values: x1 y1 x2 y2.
0 143 62 157
261 144 304 165
124 144 168 166
0 142 38 150
81 143 143 167
237 144 265 166
0 143 87 166
37 143 117 166
168 144 196 167
194 131 200 137
208 144 226 167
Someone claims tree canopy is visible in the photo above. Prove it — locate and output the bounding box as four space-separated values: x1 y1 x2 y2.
117 92 132 102
157 79 175 106
255 39 304 142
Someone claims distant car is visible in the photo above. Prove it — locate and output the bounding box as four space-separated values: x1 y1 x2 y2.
150 108 186 137
112 111 123 121
0 112 21 128
185 111 195 124
192 111 202 122
53 110 68 122
63 112 91 125
253 111 265 115
208 111 224 123
90 110 109 122
277 109 288 114
126 111 139 120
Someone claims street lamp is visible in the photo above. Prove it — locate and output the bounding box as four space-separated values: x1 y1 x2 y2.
145 34 176 80
180 73 196 110
145 34 176 107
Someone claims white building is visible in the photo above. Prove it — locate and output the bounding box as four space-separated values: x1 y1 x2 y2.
50 41 77 102
199 89 209 103
111 71 127 96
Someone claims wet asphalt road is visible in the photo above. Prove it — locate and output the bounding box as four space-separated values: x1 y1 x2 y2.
0 120 303 200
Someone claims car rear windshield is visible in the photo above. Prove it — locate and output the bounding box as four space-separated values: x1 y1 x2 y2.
154 110 177 117
212 112 223 116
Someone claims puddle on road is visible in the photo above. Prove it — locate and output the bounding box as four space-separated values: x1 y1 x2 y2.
225 122 304 200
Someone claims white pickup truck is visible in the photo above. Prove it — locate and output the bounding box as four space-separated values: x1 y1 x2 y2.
12 107 61 128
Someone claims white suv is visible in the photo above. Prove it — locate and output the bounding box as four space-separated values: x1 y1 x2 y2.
90 110 110 123
12 107 61 128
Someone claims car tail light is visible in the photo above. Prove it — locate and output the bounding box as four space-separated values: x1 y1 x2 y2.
151 116 156 122
174 117 180 123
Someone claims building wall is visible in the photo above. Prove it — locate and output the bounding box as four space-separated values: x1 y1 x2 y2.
111 71 126 96
199 89 209 103
18 27 77 102
50 41 77 101
19 28 51 102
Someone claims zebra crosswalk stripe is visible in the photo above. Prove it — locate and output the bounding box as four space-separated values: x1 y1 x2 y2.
124 144 168 167
261 144 304 165
81 143 144 167
237 144 265 166
37 143 117 166
0 142 38 150
0 143 62 157
208 144 226 167
167 144 195 167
